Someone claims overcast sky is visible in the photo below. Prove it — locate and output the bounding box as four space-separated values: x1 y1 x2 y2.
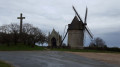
0 0 120 47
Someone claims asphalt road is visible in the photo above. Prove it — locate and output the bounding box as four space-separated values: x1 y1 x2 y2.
0 51 119 67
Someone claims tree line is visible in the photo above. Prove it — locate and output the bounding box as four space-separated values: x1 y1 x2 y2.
89 37 107 48
86 37 120 52
0 23 47 47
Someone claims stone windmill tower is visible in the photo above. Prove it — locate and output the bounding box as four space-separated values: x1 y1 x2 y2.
61 6 93 49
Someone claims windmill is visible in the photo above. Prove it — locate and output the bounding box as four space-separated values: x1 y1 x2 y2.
61 6 93 49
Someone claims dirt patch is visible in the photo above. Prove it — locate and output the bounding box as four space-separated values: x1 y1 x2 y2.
67 52 120 66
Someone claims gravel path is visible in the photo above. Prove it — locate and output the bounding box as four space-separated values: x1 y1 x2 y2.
0 51 119 67
68 52 120 66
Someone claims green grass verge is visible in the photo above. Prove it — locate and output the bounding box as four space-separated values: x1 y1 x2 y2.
0 61 12 67
0 44 45 51
0 44 119 53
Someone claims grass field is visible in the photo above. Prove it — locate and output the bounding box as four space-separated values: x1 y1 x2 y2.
0 44 120 53
0 44 45 51
0 61 12 67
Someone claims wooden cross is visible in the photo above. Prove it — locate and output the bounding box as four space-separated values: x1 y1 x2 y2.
17 13 25 34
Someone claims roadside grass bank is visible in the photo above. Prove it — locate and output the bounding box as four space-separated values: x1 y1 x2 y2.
0 60 13 67
0 44 120 53
0 44 45 51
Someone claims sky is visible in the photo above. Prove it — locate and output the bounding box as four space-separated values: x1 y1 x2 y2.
0 0 120 47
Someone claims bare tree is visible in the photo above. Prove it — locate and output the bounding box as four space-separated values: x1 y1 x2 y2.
8 23 20 45
89 37 107 48
22 23 34 45
0 23 47 47
0 25 11 46
29 27 46 47
22 23 47 47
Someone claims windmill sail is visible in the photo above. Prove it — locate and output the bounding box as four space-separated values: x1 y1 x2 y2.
61 30 68 46
72 6 83 23
84 7 88 24
85 26 93 39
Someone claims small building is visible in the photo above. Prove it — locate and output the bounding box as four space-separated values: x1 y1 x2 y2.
48 29 62 47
